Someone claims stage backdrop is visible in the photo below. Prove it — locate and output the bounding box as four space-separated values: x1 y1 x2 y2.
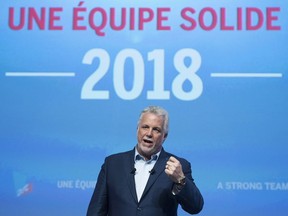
1 0 287 215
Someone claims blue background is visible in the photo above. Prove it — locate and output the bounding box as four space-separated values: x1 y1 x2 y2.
1 1 287 215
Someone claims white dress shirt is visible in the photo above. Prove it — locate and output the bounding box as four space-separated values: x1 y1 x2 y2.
134 149 160 201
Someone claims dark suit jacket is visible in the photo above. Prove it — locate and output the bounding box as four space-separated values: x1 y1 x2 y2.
87 148 204 216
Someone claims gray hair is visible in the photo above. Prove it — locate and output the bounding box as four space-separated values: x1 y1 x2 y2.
138 106 169 135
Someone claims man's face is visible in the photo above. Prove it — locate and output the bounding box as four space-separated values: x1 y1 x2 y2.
137 112 167 160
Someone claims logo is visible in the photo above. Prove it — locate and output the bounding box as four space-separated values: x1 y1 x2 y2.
17 183 33 197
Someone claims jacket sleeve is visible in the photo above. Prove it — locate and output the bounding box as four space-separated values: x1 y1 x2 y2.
86 161 108 216
175 160 204 214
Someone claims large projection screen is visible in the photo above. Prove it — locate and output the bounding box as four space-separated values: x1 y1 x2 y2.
1 1 287 215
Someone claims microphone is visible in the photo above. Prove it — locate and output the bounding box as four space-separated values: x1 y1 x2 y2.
149 168 155 175
131 168 136 175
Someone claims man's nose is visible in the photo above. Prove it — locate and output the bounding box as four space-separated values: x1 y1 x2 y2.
146 129 153 137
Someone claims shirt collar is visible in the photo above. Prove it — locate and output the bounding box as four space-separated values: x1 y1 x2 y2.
134 147 161 163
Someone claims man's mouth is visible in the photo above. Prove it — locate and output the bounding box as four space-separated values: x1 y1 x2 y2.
143 139 153 144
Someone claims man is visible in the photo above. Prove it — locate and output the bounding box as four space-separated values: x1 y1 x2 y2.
87 106 204 216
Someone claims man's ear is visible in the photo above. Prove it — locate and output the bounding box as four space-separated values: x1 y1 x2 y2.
164 133 168 139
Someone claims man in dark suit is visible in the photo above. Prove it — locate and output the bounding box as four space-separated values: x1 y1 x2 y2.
87 106 204 216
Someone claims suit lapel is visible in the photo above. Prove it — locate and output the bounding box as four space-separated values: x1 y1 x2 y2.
126 150 138 203
140 150 169 202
